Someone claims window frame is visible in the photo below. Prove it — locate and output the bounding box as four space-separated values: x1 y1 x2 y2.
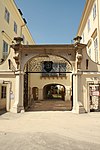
3 40 8 59
1 86 6 99
4 7 10 23
42 62 66 77
14 21 17 34
93 3 96 20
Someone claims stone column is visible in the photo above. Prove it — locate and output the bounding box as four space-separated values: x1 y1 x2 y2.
72 74 79 113
72 73 86 114
10 71 24 113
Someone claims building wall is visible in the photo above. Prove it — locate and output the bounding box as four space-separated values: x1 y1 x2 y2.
77 0 100 63
0 0 35 61
28 73 72 101
0 0 35 111
0 77 16 111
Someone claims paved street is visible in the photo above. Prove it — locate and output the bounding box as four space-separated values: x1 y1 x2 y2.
0 111 100 150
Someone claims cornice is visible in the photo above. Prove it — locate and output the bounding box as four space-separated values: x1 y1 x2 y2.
77 0 95 35
10 0 35 44
11 43 86 52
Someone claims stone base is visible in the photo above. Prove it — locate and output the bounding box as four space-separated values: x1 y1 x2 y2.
10 105 25 113
72 102 86 114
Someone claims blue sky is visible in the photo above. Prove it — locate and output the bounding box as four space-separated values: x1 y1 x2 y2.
15 0 86 44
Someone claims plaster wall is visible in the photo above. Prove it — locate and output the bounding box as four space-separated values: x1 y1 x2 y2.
0 77 16 111
0 0 35 60
29 73 71 101
78 0 100 63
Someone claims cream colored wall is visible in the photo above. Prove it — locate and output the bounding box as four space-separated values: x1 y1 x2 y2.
0 0 35 60
0 48 17 71
81 48 99 71
81 0 98 43
29 73 71 101
0 77 16 111
78 0 100 63
77 45 100 113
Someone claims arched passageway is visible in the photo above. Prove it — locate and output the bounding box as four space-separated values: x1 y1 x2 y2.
43 84 65 100
23 54 73 111
7 40 87 113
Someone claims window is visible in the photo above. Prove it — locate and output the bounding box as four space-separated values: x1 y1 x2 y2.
42 62 66 77
3 40 8 59
1 86 6 99
93 3 96 20
86 59 89 70
4 7 10 23
14 21 17 34
94 38 98 62
87 19 90 32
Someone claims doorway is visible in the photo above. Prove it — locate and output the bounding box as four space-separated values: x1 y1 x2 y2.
43 84 65 100
32 87 39 100
89 83 100 112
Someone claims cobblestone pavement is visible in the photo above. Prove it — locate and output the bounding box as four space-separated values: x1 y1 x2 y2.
0 111 100 150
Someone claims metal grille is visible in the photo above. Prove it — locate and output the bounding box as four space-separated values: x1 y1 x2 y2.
24 55 72 73
24 73 28 108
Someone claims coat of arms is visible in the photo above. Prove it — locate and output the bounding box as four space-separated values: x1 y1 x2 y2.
44 61 53 72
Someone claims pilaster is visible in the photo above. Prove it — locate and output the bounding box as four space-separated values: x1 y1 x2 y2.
72 73 86 114
10 71 24 113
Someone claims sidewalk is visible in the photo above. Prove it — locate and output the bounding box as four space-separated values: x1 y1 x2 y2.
0 111 100 150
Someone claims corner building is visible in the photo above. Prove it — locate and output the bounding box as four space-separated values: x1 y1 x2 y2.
0 0 35 110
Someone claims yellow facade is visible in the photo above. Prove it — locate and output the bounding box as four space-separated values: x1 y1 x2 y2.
0 0 35 60
0 0 35 111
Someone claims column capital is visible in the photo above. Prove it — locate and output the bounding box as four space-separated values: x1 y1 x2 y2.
15 70 24 76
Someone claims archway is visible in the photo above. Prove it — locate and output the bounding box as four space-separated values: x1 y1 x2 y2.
43 84 65 100
10 41 87 113
23 54 73 111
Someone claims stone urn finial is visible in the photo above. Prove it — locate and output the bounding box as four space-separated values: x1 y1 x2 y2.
14 37 23 44
73 36 82 44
